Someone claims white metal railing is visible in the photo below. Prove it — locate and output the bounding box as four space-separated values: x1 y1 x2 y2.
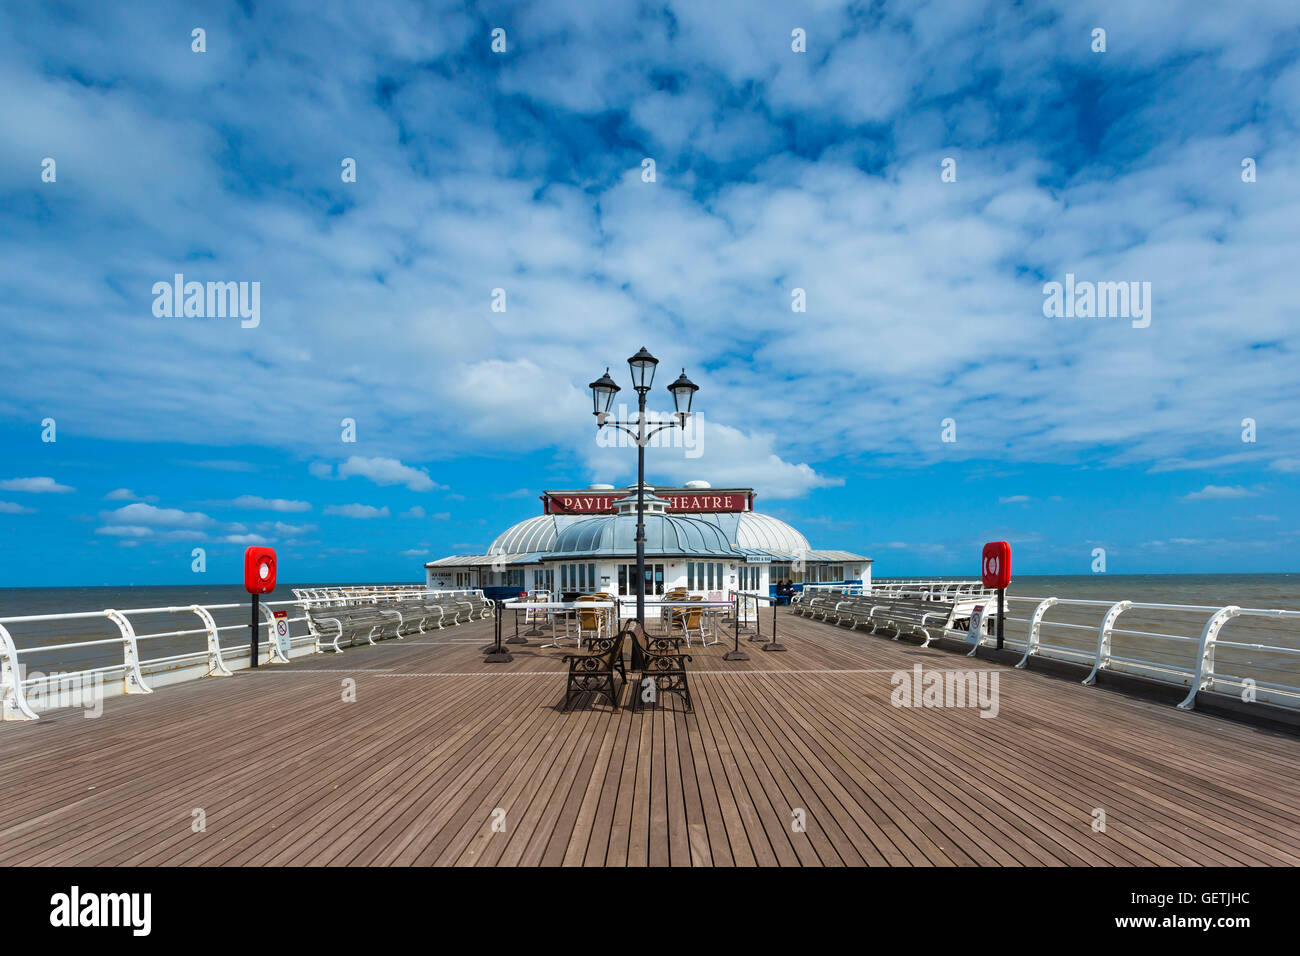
870 579 996 601
291 585 488 607
1 587 493 721
955 594 1300 711
799 583 865 595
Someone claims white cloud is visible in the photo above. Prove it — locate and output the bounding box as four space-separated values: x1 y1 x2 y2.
335 457 442 492
102 502 213 527
232 494 312 513
265 521 315 536
179 459 258 472
999 495 1031 504
104 488 158 502
324 503 391 519
95 525 153 537
0 476 74 493
402 506 426 518
1180 485 1260 502
0 501 35 514
221 533 269 545
2 0 1299 503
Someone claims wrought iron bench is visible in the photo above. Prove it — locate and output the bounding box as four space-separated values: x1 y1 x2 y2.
562 628 626 712
631 624 693 713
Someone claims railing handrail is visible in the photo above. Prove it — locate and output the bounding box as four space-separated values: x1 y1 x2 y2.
0 587 493 720
956 593 1300 711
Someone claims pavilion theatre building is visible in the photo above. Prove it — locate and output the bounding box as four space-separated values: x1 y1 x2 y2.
424 480 870 603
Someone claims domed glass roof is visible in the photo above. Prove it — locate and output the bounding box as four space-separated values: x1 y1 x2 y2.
487 505 812 560
546 513 737 558
735 512 810 556
489 515 559 554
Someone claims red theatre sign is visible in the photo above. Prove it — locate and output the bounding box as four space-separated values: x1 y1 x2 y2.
981 541 1011 590
544 490 752 514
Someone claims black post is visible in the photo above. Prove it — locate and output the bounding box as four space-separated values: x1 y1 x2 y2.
484 599 513 662
723 589 749 661
997 587 1005 650
635 388 647 628
763 594 787 652
249 592 260 667
506 605 527 644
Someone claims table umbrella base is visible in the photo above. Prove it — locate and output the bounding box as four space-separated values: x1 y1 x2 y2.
762 642 788 652
506 636 529 644
483 649 515 663
722 649 750 661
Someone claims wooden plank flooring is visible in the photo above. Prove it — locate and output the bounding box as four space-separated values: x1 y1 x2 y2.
1 610 1299 866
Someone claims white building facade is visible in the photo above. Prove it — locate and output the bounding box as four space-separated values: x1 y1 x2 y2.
425 481 870 603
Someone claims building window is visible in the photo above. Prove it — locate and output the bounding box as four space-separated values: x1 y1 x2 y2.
619 563 664 596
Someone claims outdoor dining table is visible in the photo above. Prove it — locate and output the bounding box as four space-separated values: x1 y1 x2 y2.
498 600 617 649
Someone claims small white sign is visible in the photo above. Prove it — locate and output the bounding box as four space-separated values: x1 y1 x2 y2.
967 604 985 644
273 610 291 655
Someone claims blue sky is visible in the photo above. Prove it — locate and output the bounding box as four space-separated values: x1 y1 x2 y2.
1 0 1298 586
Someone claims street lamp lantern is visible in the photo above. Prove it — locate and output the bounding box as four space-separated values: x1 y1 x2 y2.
589 350 698 628
667 369 698 420
627 346 659 391
588 368 620 420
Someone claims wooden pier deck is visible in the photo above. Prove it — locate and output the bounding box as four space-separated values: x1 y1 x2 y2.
2 610 1299 866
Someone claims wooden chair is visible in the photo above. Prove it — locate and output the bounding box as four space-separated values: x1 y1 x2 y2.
664 588 690 636
679 600 708 647
575 594 607 647
562 629 625 712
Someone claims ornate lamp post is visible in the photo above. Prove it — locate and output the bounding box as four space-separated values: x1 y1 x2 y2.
589 348 698 626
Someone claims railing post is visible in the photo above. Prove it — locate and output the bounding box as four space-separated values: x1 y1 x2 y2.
106 609 153 695
1178 605 1239 710
1016 597 1058 669
191 605 232 677
1083 601 1131 686
0 623 38 720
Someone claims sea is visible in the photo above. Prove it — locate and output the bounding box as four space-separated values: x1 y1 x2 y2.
4 574 1297 620
2 575 1298 695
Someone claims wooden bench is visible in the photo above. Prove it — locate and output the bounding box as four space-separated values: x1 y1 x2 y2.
865 599 955 646
307 605 402 652
306 593 494 651
562 628 626 712
630 624 693 713
794 594 835 618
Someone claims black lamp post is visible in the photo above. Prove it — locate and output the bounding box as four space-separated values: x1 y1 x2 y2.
589 348 698 627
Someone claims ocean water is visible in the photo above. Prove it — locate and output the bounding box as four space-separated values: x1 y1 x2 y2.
2 576 1299 699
